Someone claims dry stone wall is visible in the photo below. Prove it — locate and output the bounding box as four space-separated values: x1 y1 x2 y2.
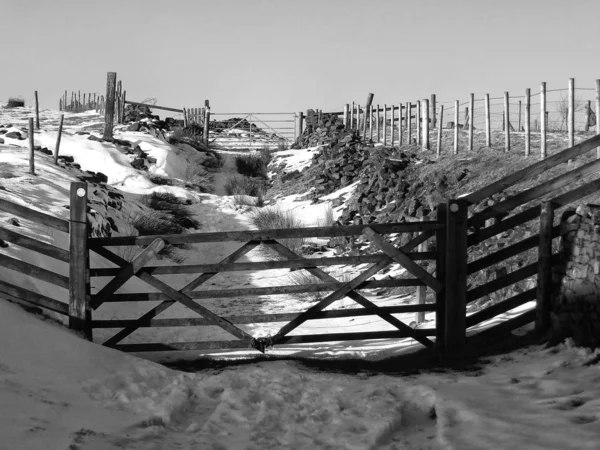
552 204 600 347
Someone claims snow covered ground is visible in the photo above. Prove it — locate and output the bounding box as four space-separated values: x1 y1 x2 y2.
1 106 600 449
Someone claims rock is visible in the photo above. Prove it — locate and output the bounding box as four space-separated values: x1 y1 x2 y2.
0 138 4 144
131 158 146 170
58 155 74 163
4 131 23 139
146 157 157 164
127 122 141 132
87 135 103 142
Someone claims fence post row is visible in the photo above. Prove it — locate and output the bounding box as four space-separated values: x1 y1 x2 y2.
444 199 468 353
69 182 92 340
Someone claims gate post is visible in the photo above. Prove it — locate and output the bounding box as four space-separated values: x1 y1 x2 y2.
435 203 448 351
536 201 554 333
444 199 468 353
69 182 92 340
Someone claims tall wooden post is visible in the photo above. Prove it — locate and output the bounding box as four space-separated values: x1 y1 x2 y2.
54 114 64 165
468 93 474 151
103 72 117 140
416 100 421 145
376 105 381 142
364 93 373 138
69 182 92 341
398 103 403 145
369 105 374 142
78 91 81 112
350 101 355 130
416 217 428 324
28 118 35 175
568 78 575 148
435 203 447 351
445 200 467 353
518 100 522 132
454 100 459 154
431 94 437 129
298 111 304 136
585 100 591 132
383 105 388 146
422 98 430 150
121 90 127 124
536 201 554 333
203 107 210 144
525 88 531 157
343 104 349 128
406 102 411 144
541 81 547 159
390 105 396 146
436 105 444 157
485 94 491 147
504 91 510 152
34 91 40 129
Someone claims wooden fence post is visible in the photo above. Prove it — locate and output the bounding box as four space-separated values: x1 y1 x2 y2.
585 100 591 132
437 105 444 157
103 72 117 140
78 91 81 112
468 93 474 151
69 182 91 341
369 105 374 142
454 100 459 154
536 201 554 334
416 100 421 146
350 101 355 130
183 108 188 127
518 100 522 132
406 102 411 144
376 105 380 142
422 99 429 150
203 107 210 144
541 81 547 159
398 103 403 145
416 216 429 324
525 88 531 157
431 94 437 129
504 92 510 152
383 105 388 146
121 90 127 124
54 114 64 165
343 104 349 128
28 118 35 175
298 111 304 136
436 203 447 351
34 91 40 130
568 78 575 148
485 94 491 147
390 105 395 147
444 199 468 353
364 93 373 138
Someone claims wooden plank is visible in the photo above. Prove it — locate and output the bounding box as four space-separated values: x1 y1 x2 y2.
469 176 600 246
90 239 164 309
0 199 69 233
469 156 600 227
467 261 540 304
88 222 443 248
0 253 68 289
444 200 468 353
0 226 69 263
89 251 437 277
466 288 537 328
264 240 436 348
96 241 258 346
99 278 427 303
69 182 91 340
467 226 559 275
0 279 68 315
469 308 536 341
363 228 443 293
464 133 600 205
536 202 554 332
92 304 438 328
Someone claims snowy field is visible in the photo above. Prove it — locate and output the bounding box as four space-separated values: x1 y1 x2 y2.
1 106 599 449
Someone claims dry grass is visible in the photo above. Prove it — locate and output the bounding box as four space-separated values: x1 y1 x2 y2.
224 175 265 197
248 206 306 254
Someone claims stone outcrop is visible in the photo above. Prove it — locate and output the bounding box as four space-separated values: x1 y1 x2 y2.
293 109 345 149
551 204 600 347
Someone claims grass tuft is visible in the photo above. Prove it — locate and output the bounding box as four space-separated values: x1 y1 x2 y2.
224 175 265 197
248 206 305 254
143 192 200 229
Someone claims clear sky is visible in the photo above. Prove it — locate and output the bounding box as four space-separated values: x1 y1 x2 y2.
3 0 599 115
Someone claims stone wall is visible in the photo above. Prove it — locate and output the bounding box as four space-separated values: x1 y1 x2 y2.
552 204 600 347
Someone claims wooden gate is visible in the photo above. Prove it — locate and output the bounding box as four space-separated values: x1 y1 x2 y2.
87 217 447 354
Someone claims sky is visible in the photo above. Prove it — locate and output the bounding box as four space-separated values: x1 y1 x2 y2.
3 0 600 116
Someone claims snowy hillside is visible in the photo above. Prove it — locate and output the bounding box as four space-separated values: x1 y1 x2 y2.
1 106 600 449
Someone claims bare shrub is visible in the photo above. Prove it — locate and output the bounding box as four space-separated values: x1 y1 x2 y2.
235 153 268 178
248 206 305 254
142 191 200 229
